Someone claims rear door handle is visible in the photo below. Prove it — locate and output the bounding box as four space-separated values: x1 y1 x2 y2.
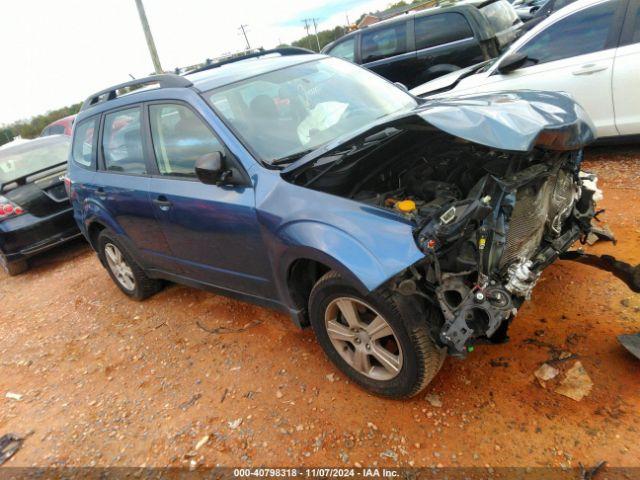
572 64 608 75
153 195 172 211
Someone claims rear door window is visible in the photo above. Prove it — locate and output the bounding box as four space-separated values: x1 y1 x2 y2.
414 13 474 50
361 22 408 62
149 103 225 178
327 37 356 61
72 117 98 169
517 0 618 64
102 107 146 174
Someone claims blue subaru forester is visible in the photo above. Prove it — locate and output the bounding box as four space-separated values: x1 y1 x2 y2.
68 48 601 398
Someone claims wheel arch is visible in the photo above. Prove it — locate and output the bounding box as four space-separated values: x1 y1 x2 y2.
275 221 415 326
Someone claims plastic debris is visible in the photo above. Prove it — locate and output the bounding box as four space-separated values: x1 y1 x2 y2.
555 361 593 401
195 435 209 450
425 393 443 408
227 418 243 429
5 392 23 401
534 363 560 382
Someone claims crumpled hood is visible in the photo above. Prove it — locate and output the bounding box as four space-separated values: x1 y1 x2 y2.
409 62 490 98
283 90 596 176
418 90 596 151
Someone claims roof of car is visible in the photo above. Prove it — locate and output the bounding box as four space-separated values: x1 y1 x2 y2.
76 52 326 119
322 3 491 52
186 53 326 91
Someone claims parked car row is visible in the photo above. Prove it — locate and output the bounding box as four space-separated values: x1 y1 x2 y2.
410 0 640 140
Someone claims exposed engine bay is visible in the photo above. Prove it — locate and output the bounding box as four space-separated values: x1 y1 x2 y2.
290 131 602 355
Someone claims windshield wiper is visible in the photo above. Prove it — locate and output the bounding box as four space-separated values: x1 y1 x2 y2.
271 149 316 166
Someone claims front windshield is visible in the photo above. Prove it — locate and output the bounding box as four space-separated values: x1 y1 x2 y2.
0 137 70 185
205 57 417 164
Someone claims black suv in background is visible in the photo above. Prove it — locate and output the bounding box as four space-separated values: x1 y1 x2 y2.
322 0 523 88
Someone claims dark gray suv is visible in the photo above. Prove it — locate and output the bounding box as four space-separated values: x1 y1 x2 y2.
322 0 523 88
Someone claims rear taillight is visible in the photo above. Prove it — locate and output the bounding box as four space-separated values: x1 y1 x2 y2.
63 175 72 197
0 195 25 221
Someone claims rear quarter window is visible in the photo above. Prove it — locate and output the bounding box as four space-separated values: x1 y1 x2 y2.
415 13 475 50
362 22 408 62
72 117 98 169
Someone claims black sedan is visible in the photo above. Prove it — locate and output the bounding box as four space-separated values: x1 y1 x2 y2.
0 136 80 275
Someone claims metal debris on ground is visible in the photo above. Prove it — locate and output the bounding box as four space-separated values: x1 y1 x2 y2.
555 361 593 401
618 333 640 361
586 225 616 245
0 432 31 465
196 319 262 335
178 393 202 411
579 460 606 480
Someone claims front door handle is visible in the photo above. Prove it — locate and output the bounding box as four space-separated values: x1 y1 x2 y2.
96 187 107 200
572 64 608 75
153 195 172 211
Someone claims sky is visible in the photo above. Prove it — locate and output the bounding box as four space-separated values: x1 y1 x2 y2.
0 0 392 126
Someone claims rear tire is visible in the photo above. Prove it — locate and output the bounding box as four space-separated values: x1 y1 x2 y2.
309 271 445 398
97 229 163 300
0 254 28 276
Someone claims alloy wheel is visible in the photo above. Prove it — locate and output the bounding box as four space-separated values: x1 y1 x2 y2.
324 296 403 381
104 243 136 291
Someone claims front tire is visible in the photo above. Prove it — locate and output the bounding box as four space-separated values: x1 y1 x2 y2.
97 229 163 301
309 271 446 398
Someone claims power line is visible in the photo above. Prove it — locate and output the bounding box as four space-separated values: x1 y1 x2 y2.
302 18 321 51
311 18 321 51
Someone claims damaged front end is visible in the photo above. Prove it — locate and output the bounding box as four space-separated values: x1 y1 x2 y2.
285 91 600 356
410 151 601 355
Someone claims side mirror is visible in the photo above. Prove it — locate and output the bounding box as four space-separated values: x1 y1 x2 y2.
195 152 232 185
394 82 409 92
497 52 528 74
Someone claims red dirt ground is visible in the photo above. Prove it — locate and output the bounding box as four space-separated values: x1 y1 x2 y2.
1 146 638 469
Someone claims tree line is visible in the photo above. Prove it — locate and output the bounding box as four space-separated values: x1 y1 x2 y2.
1 0 432 148
1 103 81 147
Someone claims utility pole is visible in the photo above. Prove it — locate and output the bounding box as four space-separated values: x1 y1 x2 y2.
134 0 163 74
302 19 313 50
311 18 321 51
239 24 251 50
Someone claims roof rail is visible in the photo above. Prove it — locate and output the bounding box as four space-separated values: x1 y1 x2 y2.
80 74 193 111
188 47 315 74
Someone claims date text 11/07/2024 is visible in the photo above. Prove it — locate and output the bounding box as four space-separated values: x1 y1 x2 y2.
233 468 400 477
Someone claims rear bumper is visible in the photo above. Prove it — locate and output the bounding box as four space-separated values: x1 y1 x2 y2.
0 207 81 262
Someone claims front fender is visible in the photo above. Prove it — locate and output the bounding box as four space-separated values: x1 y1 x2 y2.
276 220 424 294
